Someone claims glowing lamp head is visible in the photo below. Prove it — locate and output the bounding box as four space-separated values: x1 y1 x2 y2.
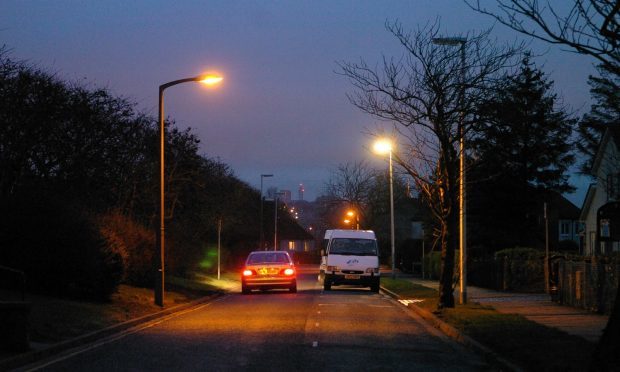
198 74 223 86
373 139 393 155
347 211 354 217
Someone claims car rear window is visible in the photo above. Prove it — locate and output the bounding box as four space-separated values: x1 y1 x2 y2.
247 252 290 264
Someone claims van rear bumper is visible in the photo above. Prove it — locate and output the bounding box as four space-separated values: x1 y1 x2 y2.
324 272 380 286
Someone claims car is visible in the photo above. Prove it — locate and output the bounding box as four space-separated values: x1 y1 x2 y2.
241 251 297 294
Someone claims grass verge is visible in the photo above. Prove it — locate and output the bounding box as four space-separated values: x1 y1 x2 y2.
3 271 233 348
382 278 595 371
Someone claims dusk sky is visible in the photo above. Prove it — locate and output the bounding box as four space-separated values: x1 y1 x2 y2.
2 1 596 204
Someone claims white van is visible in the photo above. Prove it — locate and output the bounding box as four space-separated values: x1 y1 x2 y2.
319 229 380 292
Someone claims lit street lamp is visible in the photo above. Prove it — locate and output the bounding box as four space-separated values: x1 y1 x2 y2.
373 139 396 280
155 73 222 307
346 210 359 229
260 174 273 250
433 36 468 304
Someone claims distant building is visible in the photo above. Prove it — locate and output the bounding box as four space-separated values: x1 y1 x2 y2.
298 183 305 201
279 190 292 204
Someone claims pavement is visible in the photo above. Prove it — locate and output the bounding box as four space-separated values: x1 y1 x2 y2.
403 276 609 344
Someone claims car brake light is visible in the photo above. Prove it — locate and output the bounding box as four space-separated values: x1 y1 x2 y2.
243 269 253 276
283 268 295 276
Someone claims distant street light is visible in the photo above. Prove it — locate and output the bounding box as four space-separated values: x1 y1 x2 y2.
373 138 396 280
347 210 359 229
433 36 468 304
155 73 223 307
260 174 274 250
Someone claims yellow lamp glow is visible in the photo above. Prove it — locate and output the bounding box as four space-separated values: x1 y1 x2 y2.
199 74 223 86
373 139 393 155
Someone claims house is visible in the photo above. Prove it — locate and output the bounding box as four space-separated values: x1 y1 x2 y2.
580 126 620 255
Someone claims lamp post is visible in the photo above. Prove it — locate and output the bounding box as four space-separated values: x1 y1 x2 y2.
373 139 396 280
433 36 468 304
260 174 273 250
155 73 222 307
274 191 285 251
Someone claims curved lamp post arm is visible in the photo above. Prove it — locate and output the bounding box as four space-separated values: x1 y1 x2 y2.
155 73 222 307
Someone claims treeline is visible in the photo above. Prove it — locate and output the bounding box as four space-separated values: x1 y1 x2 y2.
0 50 279 300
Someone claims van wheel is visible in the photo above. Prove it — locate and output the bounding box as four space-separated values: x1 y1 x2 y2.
323 281 331 291
242 285 250 295
290 285 297 293
371 279 380 292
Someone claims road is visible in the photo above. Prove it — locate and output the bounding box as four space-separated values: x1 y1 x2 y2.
22 268 490 371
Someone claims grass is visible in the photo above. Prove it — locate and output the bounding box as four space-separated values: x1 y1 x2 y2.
381 277 439 311
3 271 237 348
383 278 595 371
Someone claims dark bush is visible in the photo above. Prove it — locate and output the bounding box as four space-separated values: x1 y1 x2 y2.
99 211 154 287
0 193 124 300
495 246 542 260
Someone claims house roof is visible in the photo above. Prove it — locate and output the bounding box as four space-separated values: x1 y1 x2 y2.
579 183 597 221
548 191 580 219
591 126 620 173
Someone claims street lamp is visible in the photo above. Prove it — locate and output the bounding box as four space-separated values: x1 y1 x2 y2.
433 36 468 304
274 191 285 251
373 139 396 280
260 174 273 250
155 73 223 307
346 210 359 229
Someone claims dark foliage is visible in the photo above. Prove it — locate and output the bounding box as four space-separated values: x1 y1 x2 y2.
469 55 576 255
0 193 124 301
0 49 310 299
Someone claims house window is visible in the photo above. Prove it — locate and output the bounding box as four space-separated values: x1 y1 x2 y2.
606 173 620 200
560 221 571 236
288 241 295 250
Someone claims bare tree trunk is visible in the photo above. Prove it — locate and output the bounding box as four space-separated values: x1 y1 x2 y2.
438 187 459 309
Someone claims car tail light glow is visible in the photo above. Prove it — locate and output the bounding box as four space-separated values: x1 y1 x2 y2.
283 268 295 276
243 269 253 276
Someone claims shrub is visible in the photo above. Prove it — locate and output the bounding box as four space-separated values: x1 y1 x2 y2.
495 247 542 260
98 211 155 287
0 194 124 300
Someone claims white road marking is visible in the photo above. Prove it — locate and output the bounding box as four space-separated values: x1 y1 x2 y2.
398 299 425 306
312 341 318 347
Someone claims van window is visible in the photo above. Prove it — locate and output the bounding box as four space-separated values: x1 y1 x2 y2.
329 238 378 256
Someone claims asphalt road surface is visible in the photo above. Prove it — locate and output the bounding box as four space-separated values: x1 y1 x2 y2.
22 269 490 371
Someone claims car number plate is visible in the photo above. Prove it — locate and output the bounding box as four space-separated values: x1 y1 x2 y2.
344 274 360 280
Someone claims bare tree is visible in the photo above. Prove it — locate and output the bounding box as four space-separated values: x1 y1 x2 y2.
324 160 376 225
339 20 521 308
466 0 620 75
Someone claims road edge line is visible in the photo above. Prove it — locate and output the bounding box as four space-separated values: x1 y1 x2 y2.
380 286 524 372
0 292 224 371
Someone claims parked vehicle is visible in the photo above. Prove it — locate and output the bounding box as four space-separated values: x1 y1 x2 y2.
319 229 380 292
241 251 297 294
